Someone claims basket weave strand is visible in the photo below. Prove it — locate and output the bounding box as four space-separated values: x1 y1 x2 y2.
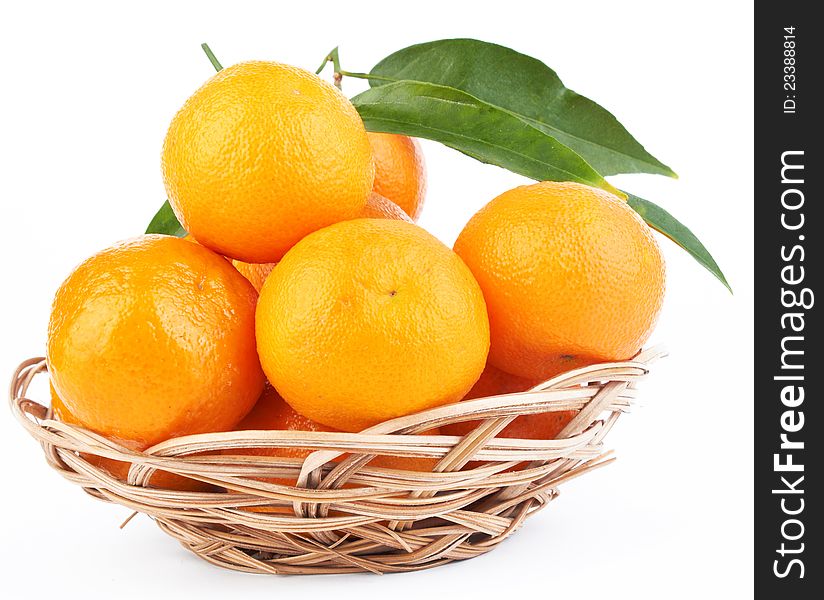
9 348 664 575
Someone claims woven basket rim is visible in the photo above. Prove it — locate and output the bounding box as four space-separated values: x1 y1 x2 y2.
9 346 665 575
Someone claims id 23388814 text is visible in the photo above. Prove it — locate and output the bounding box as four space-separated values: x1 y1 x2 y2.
783 26 797 114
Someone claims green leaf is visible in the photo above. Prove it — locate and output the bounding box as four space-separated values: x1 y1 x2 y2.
146 200 187 237
626 192 731 293
368 39 675 178
351 80 622 196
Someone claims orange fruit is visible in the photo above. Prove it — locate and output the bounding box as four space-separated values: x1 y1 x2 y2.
231 260 276 293
47 235 264 448
368 133 426 221
441 363 577 440
184 232 276 293
231 386 439 489
163 61 374 263
370 442 440 472
228 192 411 292
235 384 335 461
183 192 408 295
226 192 411 294
49 384 214 491
360 191 414 222
184 193 407 294
462 362 539 400
256 219 490 432
454 181 665 380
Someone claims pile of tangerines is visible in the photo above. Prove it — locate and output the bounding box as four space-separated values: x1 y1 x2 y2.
46 61 665 490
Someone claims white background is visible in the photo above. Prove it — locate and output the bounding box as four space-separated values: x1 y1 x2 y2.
0 1 753 598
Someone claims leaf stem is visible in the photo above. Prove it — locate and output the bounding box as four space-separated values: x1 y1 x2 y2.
201 43 223 72
315 47 344 88
314 48 399 89
338 70 396 83
315 49 334 74
330 48 343 89
328 47 342 74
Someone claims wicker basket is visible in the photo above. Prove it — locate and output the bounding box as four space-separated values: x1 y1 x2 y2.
9 348 664 575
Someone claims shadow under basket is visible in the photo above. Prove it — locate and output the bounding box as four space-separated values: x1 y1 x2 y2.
9 348 664 575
